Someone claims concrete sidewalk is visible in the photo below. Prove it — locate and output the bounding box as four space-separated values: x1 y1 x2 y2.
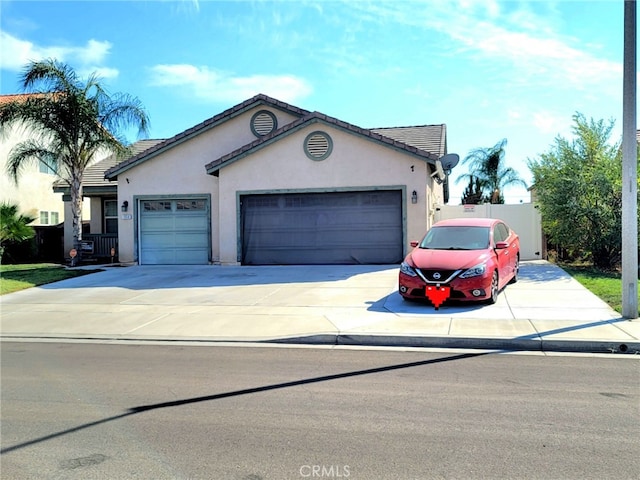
1 261 639 354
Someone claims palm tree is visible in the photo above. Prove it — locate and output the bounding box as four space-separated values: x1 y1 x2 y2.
460 175 484 205
456 139 527 204
0 59 149 258
0 202 36 263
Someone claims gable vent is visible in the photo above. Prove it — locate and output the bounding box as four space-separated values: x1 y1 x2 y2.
251 110 277 137
304 131 333 161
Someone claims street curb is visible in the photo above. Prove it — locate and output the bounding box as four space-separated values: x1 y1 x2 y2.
266 334 640 354
2 334 639 355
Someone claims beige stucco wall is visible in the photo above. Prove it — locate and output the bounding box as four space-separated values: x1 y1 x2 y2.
115 106 300 263
89 199 104 234
217 123 436 264
0 125 66 226
61 198 92 254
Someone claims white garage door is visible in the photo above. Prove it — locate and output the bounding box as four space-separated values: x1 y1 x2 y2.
241 190 403 265
139 198 210 265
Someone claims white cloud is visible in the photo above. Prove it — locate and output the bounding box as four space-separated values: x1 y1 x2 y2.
532 110 570 136
344 1 621 94
88 67 120 80
149 64 313 104
0 31 117 79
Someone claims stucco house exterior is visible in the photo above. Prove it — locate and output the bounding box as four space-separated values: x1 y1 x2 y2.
0 94 73 260
92 94 452 265
52 139 163 259
0 94 66 228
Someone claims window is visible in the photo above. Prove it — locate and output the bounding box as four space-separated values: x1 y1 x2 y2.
104 200 118 234
38 155 57 175
40 211 49 224
143 201 172 211
494 223 509 243
176 200 205 211
50 212 59 224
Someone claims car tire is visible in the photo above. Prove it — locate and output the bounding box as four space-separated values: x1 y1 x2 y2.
509 256 519 284
486 271 499 304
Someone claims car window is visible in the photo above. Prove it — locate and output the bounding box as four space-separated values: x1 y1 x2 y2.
494 223 509 243
420 226 490 250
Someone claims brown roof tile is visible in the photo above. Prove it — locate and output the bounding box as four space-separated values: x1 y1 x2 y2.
0 93 61 104
370 125 446 157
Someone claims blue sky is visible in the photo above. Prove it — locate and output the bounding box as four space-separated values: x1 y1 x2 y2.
0 0 628 204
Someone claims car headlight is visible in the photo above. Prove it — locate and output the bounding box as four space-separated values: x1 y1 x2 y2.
459 263 486 279
400 262 418 277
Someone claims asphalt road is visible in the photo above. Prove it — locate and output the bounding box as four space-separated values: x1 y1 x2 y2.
1 342 638 480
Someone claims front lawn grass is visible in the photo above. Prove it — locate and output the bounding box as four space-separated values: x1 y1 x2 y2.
0 264 102 295
559 263 640 316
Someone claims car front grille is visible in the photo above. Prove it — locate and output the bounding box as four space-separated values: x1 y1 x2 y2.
417 269 461 284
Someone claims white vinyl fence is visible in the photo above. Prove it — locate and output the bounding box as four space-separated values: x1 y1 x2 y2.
434 203 544 261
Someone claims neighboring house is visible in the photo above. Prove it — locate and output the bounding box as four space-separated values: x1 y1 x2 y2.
0 94 65 228
0 94 70 260
92 94 452 265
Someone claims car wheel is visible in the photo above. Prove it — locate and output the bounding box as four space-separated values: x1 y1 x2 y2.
486 271 499 304
509 255 519 284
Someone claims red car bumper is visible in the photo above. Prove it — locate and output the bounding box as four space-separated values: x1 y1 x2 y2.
399 270 494 303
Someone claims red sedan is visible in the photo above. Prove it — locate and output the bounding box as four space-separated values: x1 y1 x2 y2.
399 218 520 307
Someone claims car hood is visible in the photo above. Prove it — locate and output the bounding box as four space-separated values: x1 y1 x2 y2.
406 248 491 270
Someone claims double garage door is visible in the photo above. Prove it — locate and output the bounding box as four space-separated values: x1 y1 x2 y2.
139 198 210 265
241 190 403 265
138 191 403 265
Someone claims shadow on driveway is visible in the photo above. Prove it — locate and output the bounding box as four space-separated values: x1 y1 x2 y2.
37 264 399 290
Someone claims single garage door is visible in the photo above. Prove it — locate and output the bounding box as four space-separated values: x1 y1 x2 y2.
241 190 402 265
139 198 210 265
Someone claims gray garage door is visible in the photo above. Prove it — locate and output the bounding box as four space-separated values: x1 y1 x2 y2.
241 190 402 265
139 198 210 265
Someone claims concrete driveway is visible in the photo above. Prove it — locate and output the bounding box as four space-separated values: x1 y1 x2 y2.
1 261 638 353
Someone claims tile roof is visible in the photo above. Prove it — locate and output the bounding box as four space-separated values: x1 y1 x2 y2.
0 93 59 104
105 94 310 179
0 93 35 104
54 139 164 191
370 125 446 158
205 111 442 176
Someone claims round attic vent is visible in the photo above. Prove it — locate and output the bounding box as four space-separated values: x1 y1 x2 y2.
251 110 277 137
304 131 333 161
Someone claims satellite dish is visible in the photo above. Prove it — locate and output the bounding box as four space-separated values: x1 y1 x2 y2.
439 153 460 174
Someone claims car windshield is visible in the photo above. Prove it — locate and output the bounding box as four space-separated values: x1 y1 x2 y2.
419 226 490 250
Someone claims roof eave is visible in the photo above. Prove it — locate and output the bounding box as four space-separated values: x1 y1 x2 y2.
53 185 118 196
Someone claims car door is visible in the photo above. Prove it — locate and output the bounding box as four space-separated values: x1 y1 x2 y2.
493 222 512 287
504 224 519 277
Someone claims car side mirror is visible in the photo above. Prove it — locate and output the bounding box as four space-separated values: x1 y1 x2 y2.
495 241 509 249
410 241 419 248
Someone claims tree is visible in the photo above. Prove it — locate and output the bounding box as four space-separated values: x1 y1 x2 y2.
460 175 484 205
456 138 528 204
0 59 149 258
528 113 639 268
0 202 36 263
